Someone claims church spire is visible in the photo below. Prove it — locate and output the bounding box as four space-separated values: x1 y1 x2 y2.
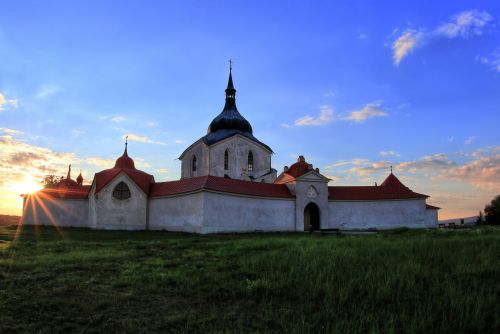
124 135 128 155
225 59 236 101
66 164 72 180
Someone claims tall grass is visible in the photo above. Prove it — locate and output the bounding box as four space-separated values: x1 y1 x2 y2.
0 226 499 333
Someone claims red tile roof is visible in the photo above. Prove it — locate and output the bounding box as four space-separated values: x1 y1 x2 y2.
150 175 293 198
94 168 154 195
285 160 311 178
328 186 428 200
426 204 441 210
28 185 91 199
329 173 428 200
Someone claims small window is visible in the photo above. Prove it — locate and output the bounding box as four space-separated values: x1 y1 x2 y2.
224 150 229 171
248 151 254 176
112 182 131 200
192 156 197 172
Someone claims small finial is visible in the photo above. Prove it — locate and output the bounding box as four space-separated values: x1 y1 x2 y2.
229 58 232 72
67 164 72 179
390 165 393 173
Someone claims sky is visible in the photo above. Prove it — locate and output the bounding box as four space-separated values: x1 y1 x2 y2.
0 0 499 219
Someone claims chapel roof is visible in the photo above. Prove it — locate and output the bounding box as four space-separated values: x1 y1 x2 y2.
93 142 154 195
328 172 428 200
150 175 293 199
31 185 91 199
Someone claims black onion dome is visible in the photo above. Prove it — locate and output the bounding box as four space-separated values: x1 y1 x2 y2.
207 69 253 134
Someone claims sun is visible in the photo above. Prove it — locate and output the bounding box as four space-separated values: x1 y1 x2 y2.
12 175 43 194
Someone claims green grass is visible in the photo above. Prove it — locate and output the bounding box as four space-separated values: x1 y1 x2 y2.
1 226 499 333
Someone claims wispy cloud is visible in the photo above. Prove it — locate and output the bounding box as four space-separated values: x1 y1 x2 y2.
475 48 500 73
36 84 61 99
434 10 492 38
344 102 388 122
397 153 457 173
86 157 115 168
379 151 400 157
0 92 19 112
111 116 126 123
391 10 493 66
465 136 476 145
124 133 166 145
295 105 334 126
294 102 388 126
442 148 500 191
392 29 424 66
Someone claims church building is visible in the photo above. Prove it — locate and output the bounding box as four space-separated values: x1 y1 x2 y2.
22 68 439 233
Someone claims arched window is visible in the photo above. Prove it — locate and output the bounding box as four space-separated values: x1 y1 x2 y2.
248 151 254 177
224 150 229 171
191 156 197 173
112 182 131 200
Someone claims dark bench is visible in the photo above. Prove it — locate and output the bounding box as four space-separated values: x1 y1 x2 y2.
319 228 341 236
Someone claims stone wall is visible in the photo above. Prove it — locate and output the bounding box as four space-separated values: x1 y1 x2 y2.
202 191 295 233
148 192 204 233
328 199 429 230
22 197 89 228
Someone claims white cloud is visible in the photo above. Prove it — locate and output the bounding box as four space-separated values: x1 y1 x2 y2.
392 29 424 65
0 128 21 135
146 121 157 127
295 105 334 126
391 10 493 66
379 151 400 157
173 139 185 144
280 123 290 128
86 157 115 168
435 10 493 38
344 102 388 122
124 133 166 145
36 84 61 99
465 136 476 145
0 92 18 112
111 116 126 123
475 48 500 73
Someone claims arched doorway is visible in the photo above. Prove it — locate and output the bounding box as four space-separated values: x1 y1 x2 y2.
304 202 320 231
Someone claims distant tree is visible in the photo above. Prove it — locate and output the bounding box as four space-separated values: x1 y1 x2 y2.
484 195 500 225
42 175 64 188
476 211 484 225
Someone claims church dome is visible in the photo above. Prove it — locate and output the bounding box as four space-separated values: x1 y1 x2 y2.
114 143 135 169
207 66 253 134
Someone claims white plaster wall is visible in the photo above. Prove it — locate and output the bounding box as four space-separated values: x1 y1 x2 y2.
328 199 428 230
22 197 89 228
148 192 204 233
202 191 295 233
93 173 148 230
426 210 438 228
208 136 274 182
180 141 209 179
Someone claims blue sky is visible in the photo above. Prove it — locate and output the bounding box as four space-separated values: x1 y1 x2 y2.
1 1 499 218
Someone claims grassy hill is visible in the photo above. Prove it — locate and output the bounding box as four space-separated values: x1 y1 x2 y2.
1 226 499 333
